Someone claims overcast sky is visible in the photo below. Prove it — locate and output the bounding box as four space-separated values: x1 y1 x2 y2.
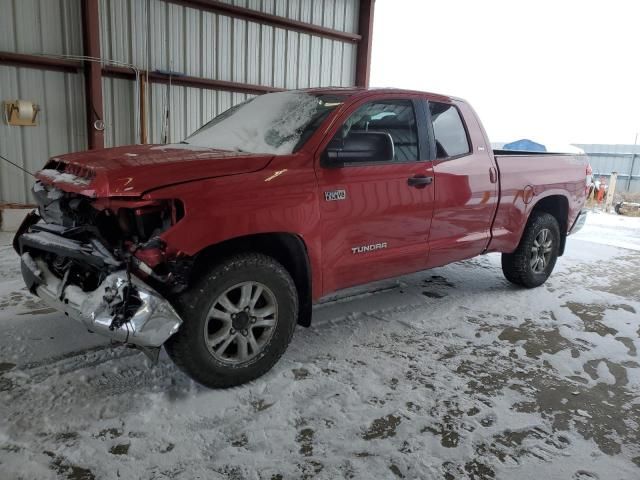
370 0 640 146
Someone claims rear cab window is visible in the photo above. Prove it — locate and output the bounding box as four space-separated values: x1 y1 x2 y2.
428 102 471 159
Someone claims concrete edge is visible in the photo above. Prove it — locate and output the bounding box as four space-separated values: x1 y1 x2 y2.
0 207 33 232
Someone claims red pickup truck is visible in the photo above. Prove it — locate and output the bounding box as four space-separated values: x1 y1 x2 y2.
14 88 588 387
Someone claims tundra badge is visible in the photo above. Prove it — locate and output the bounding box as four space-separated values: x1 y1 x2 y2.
352 242 388 254
324 189 346 201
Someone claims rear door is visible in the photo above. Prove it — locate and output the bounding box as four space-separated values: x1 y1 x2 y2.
315 96 435 295
424 99 499 267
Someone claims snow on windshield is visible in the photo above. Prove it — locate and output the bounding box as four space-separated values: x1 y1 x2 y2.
185 91 323 155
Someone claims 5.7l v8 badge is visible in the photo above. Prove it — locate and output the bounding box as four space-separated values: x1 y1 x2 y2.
324 189 346 201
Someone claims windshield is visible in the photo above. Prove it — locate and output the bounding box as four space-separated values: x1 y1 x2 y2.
184 91 345 155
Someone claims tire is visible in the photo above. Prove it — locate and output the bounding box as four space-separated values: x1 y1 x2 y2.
165 253 298 388
501 212 561 288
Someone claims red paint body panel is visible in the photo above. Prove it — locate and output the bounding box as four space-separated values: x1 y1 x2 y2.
144 154 325 299
34 88 588 302
425 99 499 268
36 144 272 197
312 92 435 293
488 154 587 253
316 161 435 293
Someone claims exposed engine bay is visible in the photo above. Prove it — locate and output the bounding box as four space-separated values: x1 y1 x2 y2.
29 179 191 292
14 180 190 355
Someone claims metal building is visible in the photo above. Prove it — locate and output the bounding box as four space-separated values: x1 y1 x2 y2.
0 0 374 204
575 144 640 194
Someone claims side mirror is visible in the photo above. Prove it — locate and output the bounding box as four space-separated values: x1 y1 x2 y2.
323 131 395 167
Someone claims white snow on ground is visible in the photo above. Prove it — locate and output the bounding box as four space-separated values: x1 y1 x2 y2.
0 214 639 479
572 210 640 251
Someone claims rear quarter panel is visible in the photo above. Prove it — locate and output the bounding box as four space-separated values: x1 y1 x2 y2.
488 154 587 253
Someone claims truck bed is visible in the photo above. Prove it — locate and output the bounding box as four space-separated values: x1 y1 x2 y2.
492 149 578 156
488 151 588 253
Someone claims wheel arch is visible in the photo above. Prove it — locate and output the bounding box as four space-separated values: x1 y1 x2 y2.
528 194 569 255
192 232 313 327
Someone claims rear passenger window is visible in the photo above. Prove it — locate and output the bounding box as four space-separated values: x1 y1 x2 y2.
429 102 470 159
336 100 419 162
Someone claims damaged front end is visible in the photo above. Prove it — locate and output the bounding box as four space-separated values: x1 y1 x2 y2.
15 179 189 360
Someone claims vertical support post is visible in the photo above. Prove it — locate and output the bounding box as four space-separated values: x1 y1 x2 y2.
139 75 147 144
355 0 375 87
605 172 618 213
82 0 104 149
627 153 636 191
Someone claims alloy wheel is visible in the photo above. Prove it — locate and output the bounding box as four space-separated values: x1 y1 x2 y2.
530 228 553 273
203 281 278 364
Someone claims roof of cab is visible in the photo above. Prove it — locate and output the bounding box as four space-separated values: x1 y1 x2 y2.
300 86 459 103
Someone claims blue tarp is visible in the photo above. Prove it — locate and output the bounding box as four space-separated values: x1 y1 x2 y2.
502 139 547 152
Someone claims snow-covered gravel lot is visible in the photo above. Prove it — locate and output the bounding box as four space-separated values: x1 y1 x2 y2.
1 212 639 480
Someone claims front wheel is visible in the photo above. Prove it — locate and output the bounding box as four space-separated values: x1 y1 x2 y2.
501 212 561 288
165 253 298 388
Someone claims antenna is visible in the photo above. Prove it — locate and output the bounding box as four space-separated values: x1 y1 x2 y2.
0 153 35 178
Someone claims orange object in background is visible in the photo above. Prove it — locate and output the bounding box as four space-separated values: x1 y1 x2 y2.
597 185 606 203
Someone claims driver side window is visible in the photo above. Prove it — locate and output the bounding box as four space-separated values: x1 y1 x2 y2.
330 100 419 162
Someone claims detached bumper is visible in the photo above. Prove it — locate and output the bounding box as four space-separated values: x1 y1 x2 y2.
18 226 182 347
569 209 588 235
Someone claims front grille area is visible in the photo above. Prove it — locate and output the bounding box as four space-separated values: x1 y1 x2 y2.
43 159 95 183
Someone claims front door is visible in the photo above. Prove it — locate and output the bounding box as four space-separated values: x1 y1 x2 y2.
315 97 435 295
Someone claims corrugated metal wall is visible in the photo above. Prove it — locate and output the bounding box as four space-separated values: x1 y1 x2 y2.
575 144 640 194
0 0 86 204
0 0 361 203
0 0 83 56
98 0 359 146
0 68 87 204
102 77 256 146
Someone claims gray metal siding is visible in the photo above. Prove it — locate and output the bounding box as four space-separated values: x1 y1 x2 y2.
0 0 85 203
0 66 86 203
0 0 83 57
102 76 136 147
99 0 359 147
99 0 357 87
575 144 640 194
101 77 254 147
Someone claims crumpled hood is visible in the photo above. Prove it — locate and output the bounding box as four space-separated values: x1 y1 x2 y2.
35 144 274 197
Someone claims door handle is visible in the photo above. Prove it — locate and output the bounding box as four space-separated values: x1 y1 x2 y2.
407 175 433 187
489 167 498 184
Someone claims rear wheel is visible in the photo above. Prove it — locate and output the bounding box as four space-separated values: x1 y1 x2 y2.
166 253 298 388
501 212 560 288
